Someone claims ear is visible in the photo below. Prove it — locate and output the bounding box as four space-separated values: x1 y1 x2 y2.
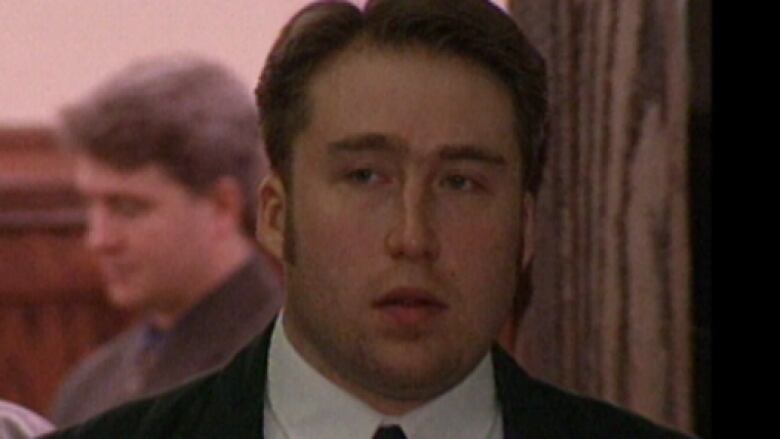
256 172 286 262
207 176 244 236
520 193 535 272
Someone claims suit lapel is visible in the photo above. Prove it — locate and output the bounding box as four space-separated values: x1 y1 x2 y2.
493 346 571 439
187 319 277 438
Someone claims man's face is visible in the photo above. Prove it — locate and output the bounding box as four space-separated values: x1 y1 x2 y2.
259 46 533 412
75 155 220 315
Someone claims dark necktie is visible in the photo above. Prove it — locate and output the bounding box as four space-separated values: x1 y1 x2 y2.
373 425 408 439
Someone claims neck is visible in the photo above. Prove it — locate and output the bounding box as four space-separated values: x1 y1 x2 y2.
151 234 254 330
281 315 432 416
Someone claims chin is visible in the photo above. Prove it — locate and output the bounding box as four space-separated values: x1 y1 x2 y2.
369 345 469 394
373 361 466 403
106 285 142 310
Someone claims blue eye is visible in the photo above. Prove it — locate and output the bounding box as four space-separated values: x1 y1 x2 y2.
346 168 378 184
443 175 477 191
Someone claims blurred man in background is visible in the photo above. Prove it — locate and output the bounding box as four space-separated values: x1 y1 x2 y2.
48 55 283 427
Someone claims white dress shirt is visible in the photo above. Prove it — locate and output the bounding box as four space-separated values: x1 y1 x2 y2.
264 313 503 439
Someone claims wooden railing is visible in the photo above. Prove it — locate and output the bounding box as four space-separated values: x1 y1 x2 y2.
0 128 130 416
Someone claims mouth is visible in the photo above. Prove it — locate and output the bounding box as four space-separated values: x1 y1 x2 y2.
373 287 448 327
100 262 129 284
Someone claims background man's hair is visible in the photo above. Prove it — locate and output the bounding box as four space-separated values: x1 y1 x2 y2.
256 0 548 194
60 54 264 236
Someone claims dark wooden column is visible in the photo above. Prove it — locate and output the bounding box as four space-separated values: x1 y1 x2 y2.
507 0 693 432
0 128 131 415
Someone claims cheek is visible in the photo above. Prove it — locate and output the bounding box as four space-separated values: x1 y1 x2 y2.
286 205 376 313
294 192 389 270
440 211 521 305
452 237 519 299
145 208 209 262
127 217 170 255
439 205 521 263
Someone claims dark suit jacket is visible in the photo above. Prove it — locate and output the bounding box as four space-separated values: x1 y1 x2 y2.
48 254 283 427
45 321 694 438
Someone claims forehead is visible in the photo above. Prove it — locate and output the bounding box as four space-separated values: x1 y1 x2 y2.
74 154 183 195
299 44 520 164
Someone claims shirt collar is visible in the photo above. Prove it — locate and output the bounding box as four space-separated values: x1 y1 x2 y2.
267 311 500 439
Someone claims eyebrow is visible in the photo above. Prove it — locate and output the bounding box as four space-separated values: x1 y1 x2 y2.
438 145 506 166
327 133 405 155
327 133 507 166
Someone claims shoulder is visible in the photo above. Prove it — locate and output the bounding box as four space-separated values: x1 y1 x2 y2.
61 326 141 384
49 326 142 418
45 370 220 439
530 381 691 438
493 348 695 439
45 324 275 438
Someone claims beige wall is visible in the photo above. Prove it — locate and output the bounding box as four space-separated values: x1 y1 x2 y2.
0 0 313 125
0 1 509 126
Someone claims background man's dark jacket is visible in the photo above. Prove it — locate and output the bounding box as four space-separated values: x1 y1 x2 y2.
49 254 283 427
45 321 693 438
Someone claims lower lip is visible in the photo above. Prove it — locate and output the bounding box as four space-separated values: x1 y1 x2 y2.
377 303 445 327
101 264 129 284
102 267 123 282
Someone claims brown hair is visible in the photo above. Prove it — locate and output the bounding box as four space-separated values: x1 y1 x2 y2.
256 0 548 193
60 54 264 235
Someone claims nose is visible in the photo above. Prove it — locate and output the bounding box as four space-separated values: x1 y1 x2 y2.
85 207 120 253
384 185 440 261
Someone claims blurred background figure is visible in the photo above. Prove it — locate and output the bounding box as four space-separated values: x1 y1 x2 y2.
0 399 53 438
47 54 283 427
